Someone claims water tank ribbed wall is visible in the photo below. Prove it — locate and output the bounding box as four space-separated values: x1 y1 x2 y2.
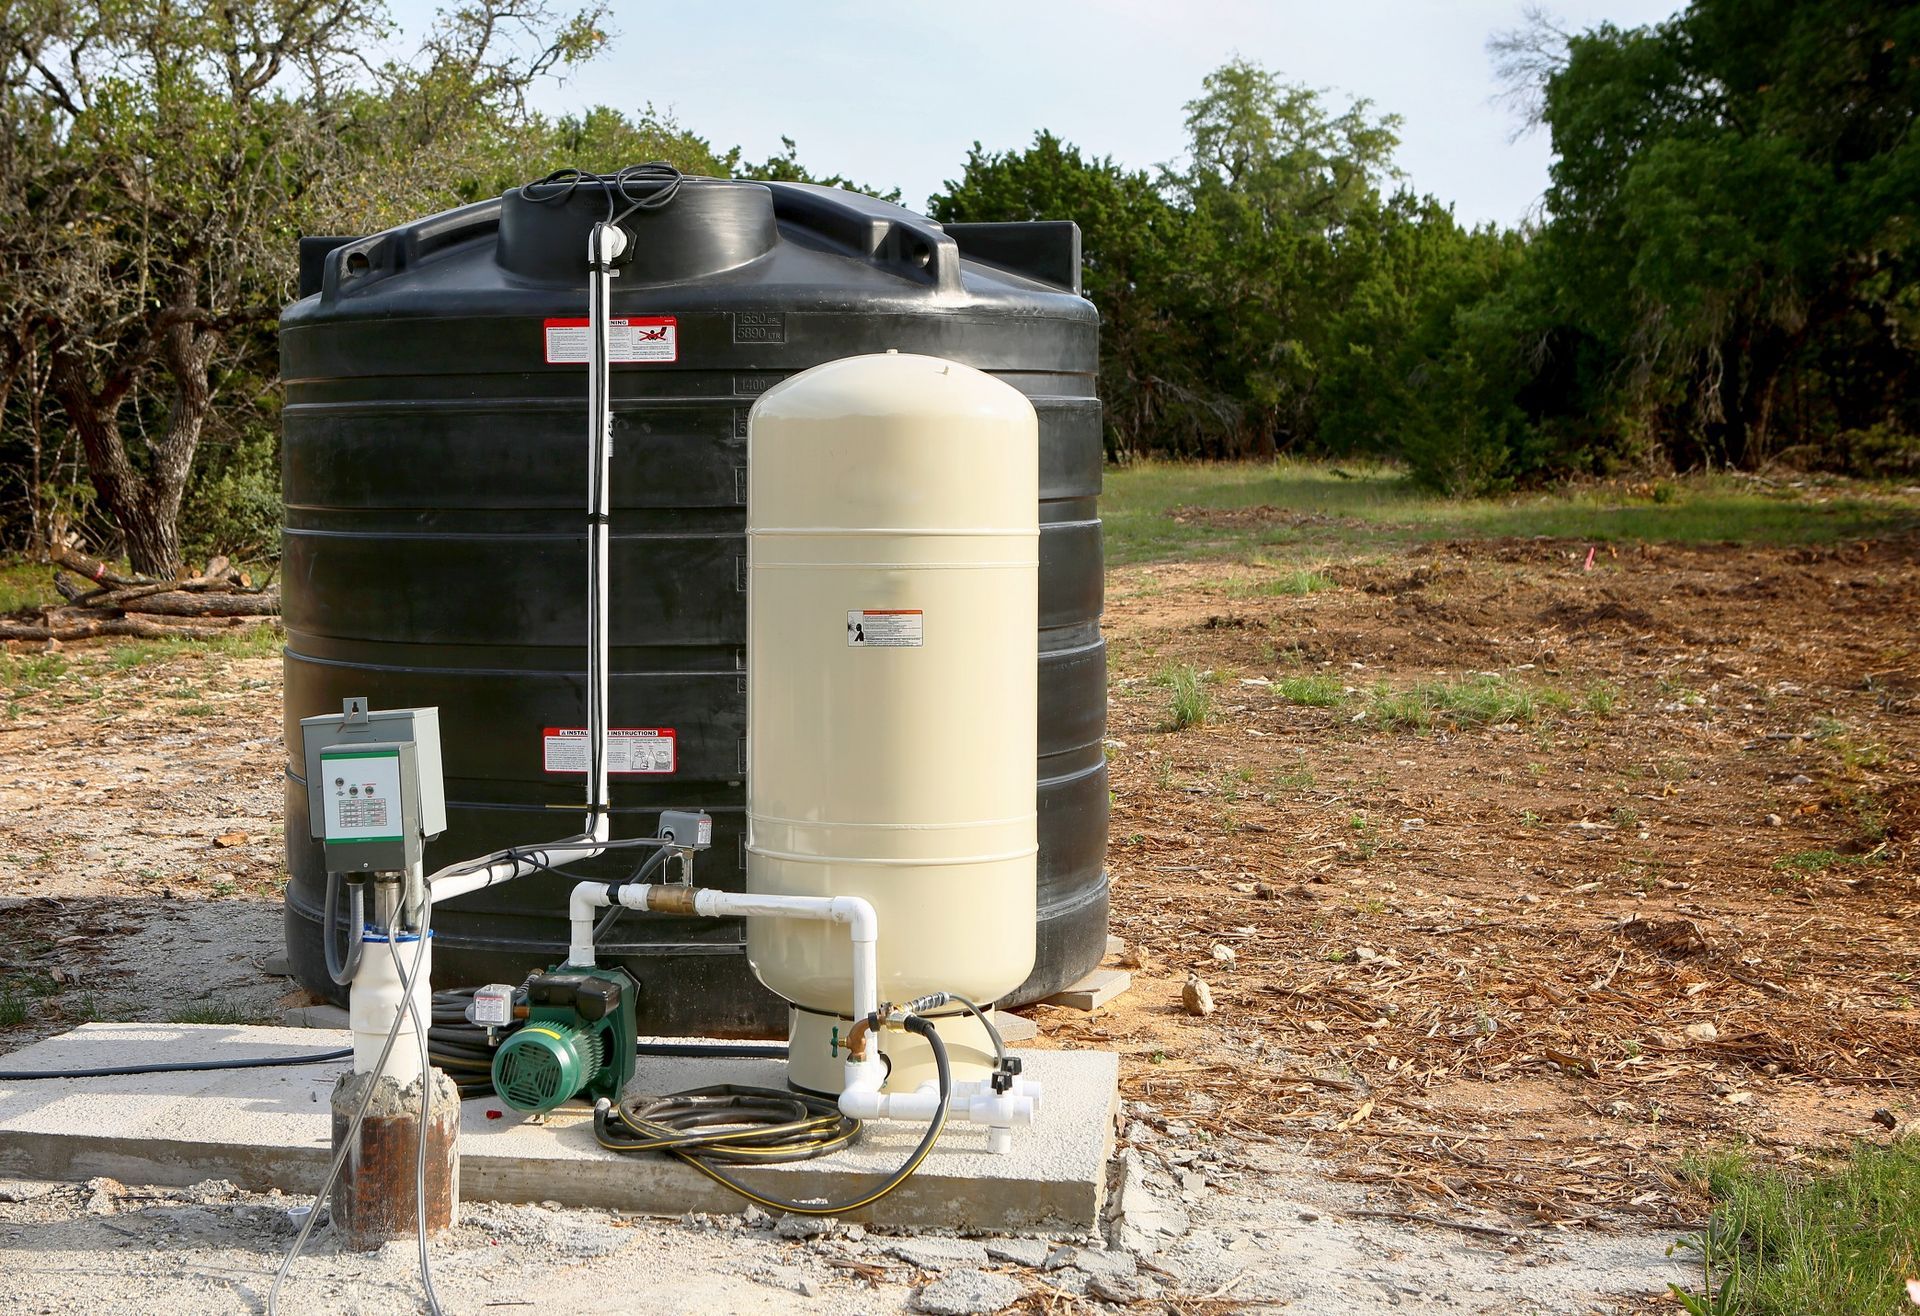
278 177 1107 1036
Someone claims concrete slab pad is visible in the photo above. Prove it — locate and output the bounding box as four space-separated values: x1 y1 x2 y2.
280 1003 349 1029
991 1010 1038 1043
0 1023 1117 1234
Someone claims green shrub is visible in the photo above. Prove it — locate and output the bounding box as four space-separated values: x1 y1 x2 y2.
179 425 281 563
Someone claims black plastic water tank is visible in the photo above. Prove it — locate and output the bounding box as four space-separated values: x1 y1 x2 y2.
280 176 1107 1035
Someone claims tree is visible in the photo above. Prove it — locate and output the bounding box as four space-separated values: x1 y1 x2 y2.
1487 4 1573 132
929 132 1179 458
0 0 610 576
1533 0 1920 468
1316 195 1526 474
1169 59 1403 454
737 135 901 203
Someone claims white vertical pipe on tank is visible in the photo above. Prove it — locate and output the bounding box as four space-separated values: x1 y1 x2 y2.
583 221 627 832
424 222 630 907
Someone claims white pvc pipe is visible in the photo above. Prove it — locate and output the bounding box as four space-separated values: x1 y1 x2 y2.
563 883 886 1100
841 1077 1037 1125
584 221 625 827
426 815 612 907
426 223 631 912
556 880 1039 1141
349 933 432 1083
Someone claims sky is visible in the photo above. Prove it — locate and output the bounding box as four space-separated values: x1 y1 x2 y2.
391 0 1682 228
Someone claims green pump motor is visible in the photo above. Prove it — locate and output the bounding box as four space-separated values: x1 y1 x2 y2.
491 965 637 1113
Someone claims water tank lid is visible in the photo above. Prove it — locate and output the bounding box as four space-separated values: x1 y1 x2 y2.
494 176 779 285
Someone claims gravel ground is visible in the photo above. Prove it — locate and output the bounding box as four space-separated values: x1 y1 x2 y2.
0 1113 1687 1315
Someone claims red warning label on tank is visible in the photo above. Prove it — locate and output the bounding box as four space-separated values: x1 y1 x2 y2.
542 316 678 364
847 610 924 647
542 728 676 774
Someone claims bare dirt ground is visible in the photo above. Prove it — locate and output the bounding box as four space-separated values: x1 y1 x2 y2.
2 529 1915 1312
0 647 289 1030
1055 531 1919 1239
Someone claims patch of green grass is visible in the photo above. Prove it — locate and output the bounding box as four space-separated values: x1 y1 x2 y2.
1584 684 1621 716
1274 674 1346 707
0 990 27 1028
1365 673 1570 732
1772 849 1883 876
1369 685 1432 731
1102 460 1920 567
171 1002 274 1026
1849 793 1891 845
0 650 70 698
1670 1140 1920 1316
1230 566 1336 598
1809 719 1889 774
0 970 66 1000
0 556 61 615
62 994 106 1023
105 625 282 670
1347 811 1381 859
1160 663 1211 731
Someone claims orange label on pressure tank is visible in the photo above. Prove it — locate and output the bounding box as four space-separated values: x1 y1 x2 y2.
847 610 923 647
542 316 677 364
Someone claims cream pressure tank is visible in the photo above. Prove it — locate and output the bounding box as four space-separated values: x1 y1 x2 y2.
746 352 1038 1094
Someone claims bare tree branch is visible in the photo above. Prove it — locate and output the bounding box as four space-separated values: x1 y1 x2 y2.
1488 3 1573 135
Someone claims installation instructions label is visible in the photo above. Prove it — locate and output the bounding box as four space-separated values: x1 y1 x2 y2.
543 727 677 775
847 609 924 647
543 316 678 364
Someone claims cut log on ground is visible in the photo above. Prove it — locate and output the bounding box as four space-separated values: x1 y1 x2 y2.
5 548 282 637
49 544 145 589
0 615 275 642
121 589 280 618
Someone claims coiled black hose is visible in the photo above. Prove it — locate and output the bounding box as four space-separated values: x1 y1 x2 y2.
592 1014 950 1215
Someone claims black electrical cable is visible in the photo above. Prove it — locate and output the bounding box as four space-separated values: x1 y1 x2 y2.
635 1041 788 1060
523 162 685 226
430 834 675 894
592 1014 951 1216
0 1049 352 1081
609 162 683 225
593 843 671 940
426 987 502 1097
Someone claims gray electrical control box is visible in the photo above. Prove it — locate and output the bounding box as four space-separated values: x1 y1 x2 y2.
300 698 445 874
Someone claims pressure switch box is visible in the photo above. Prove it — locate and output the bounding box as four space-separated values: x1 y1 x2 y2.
300 698 446 873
